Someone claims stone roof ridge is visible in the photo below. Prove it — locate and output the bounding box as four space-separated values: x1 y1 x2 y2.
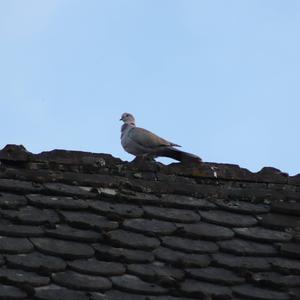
0 144 299 186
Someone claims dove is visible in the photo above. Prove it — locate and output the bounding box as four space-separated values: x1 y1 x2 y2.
120 113 202 163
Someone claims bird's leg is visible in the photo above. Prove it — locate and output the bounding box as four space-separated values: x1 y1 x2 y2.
142 153 156 162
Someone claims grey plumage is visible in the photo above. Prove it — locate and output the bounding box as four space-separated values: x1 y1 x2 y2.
120 113 202 163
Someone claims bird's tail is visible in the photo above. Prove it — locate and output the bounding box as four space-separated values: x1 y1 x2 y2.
157 147 202 163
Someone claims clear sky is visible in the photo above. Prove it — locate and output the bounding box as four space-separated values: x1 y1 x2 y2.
1 0 299 175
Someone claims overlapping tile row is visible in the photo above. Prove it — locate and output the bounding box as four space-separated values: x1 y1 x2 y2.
0 145 299 300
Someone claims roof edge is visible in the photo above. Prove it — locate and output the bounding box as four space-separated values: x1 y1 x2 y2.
0 144 299 186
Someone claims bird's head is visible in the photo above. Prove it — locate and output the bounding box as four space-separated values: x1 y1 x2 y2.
120 113 135 125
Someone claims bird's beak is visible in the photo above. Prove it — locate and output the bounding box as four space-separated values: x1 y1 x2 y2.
119 118 122 121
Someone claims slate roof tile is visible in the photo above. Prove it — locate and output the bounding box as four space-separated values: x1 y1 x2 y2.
213 198 270 214
212 253 271 271
111 274 167 295
0 145 299 300
233 227 293 243
127 263 185 285
43 182 96 198
52 270 112 291
0 193 27 209
269 257 300 274
0 268 50 286
1 206 60 225
200 209 258 227
218 239 278 256
27 194 88 210
280 243 300 259
180 279 232 298
0 223 44 237
259 213 300 229
271 201 300 216
232 284 290 300
5 252 66 274
143 206 200 223
93 244 155 263
153 247 212 267
89 201 143 219
252 272 300 288
0 178 43 194
0 236 33 254
105 229 160 250
45 225 101 242
123 218 178 236
34 285 89 300
60 211 118 231
30 237 95 259
159 194 216 209
186 266 245 285
181 222 235 240
0 284 27 299
68 258 125 276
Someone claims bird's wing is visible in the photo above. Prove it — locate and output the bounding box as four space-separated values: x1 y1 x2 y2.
127 127 180 149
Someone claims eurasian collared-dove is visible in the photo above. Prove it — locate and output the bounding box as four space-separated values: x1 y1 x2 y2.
120 113 202 163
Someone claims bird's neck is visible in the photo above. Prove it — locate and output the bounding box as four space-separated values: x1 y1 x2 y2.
121 123 135 138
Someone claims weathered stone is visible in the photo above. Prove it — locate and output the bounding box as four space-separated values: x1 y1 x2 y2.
45 225 101 242
52 271 112 291
0 193 27 208
0 144 31 161
154 247 211 267
0 268 50 286
0 284 27 299
106 230 160 250
259 213 299 229
200 210 257 227
159 194 216 209
30 237 94 259
27 194 88 209
212 253 271 271
234 227 292 242
93 244 154 263
111 275 167 295
271 201 300 216
123 218 177 236
44 182 95 197
61 211 118 231
182 222 234 240
270 257 300 274
89 201 143 218
143 206 200 223
68 258 125 276
6 252 66 273
128 263 184 284
218 239 277 256
252 272 300 288
162 236 218 254
181 279 232 298
0 236 33 254
186 267 245 285
213 198 269 214
281 243 300 259
0 178 43 194
232 284 289 300
34 285 89 300
0 223 44 237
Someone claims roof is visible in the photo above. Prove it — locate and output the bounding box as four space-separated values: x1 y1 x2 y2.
0 144 299 300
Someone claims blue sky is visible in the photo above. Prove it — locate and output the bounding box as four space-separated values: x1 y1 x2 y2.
1 0 299 175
